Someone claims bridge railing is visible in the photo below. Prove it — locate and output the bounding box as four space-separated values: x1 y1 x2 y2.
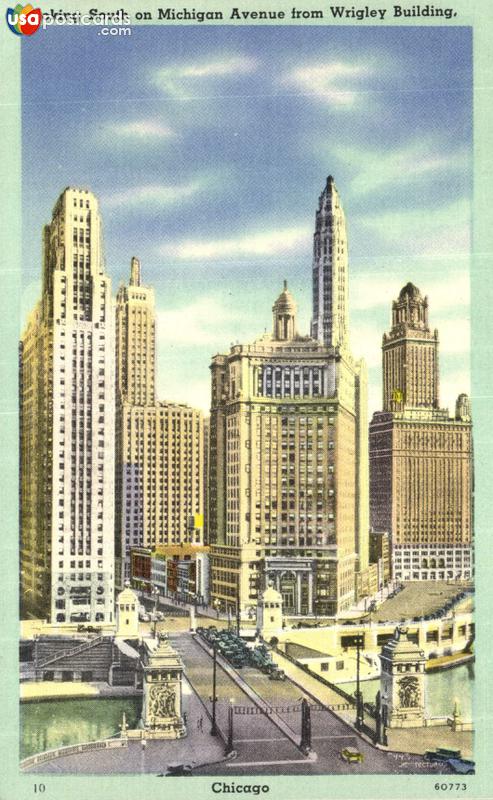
20 737 128 770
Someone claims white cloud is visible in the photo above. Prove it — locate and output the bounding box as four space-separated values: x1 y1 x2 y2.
104 180 205 209
435 318 470 354
160 226 311 260
156 372 211 414
152 56 257 97
358 200 471 257
338 140 469 196
351 270 470 313
282 61 373 107
105 120 175 139
156 296 245 347
440 369 471 414
351 321 383 367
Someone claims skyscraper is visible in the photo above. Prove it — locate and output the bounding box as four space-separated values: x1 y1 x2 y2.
20 188 115 624
311 175 349 350
208 177 368 618
114 260 204 587
369 284 473 581
115 256 156 406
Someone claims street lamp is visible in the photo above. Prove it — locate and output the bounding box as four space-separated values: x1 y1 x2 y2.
236 579 241 636
225 697 235 755
151 585 159 638
210 642 218 736
355 633 364 731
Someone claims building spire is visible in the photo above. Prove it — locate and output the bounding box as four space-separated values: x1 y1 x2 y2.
310 175 349 350
130 256 141 287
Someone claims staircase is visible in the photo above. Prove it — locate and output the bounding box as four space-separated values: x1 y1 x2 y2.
38 636 105 668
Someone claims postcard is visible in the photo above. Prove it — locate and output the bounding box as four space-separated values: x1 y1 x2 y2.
1 0 492 798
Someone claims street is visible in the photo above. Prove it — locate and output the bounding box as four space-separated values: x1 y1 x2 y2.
172 633 450 776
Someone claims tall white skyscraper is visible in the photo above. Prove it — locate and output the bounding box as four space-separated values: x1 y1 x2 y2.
311 176 349 350
20 188 115 625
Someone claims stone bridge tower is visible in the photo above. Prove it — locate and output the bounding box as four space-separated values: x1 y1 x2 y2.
380 626 426 728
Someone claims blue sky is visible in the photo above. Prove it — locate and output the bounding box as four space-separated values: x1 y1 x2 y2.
21 24 472 414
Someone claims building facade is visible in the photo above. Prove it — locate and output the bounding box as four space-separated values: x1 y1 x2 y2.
208 177 368 618
20 188 115 624
369 284 473 581
114 261 204 587
131 544 210 605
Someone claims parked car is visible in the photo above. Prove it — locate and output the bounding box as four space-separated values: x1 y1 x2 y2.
139 612 150 622
447 758 475 775
268 667 286 681
341 747 364 764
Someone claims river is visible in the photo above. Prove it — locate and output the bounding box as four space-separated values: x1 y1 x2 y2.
20 697 141 761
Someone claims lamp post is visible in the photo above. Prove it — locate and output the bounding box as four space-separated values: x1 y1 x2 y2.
355 633 364 731
236 578 241 636
225 697 235 755
300 698 312 754
151 585 159 638
210 643 218 736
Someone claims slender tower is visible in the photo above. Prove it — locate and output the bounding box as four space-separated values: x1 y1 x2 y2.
20 188 115 624
115 256 156 406
311 175 349 350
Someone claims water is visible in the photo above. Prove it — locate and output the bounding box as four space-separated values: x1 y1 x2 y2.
342 663 474 720
20 697 141 760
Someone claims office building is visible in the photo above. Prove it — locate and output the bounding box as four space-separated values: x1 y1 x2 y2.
208 177 368 617
369 283 473 580
115 261 204 586
20 188 115 624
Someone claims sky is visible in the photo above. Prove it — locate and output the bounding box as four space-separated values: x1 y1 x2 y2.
21 24 472 415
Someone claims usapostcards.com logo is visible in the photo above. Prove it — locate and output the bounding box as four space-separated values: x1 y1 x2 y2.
6 3 43 35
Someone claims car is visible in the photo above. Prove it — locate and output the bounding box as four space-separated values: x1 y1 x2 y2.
164 763 193 776
447 758 475 775
70 612 90 623
139 612 150 622
341 747 364 764
424 748 462 762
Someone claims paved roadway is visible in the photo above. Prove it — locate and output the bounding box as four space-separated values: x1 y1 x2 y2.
172 633 450 776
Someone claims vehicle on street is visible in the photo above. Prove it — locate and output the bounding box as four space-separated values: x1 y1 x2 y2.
269 667 286 681
139 612 150 622
164 763 193 776
424 748 461 762
447 758 475 775
341 747 364 764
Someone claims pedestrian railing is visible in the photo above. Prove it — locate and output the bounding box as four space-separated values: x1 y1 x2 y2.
20 737 128 770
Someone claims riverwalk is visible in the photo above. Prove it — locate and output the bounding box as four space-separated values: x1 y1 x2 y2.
21 681 140 703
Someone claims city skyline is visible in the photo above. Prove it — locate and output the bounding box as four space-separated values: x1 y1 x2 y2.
21 25 472 416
